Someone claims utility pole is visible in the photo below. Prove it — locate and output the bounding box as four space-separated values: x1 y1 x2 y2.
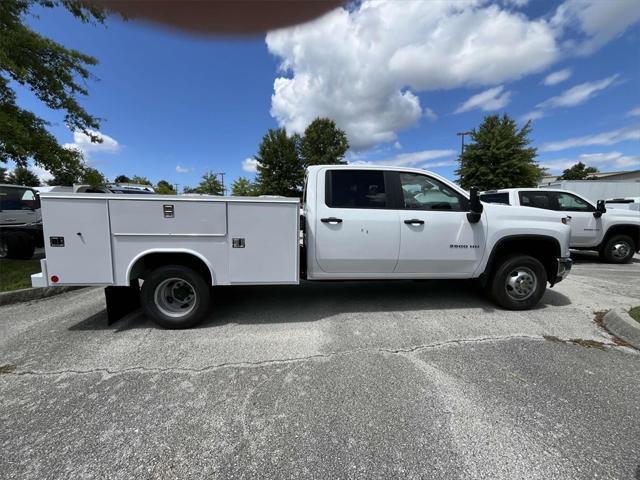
456 131 473 157
212 172 226 195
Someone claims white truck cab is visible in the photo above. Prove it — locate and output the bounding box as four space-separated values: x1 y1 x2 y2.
32 166 572 328
481 188 640 263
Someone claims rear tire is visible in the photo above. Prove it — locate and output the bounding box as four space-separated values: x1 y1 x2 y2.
489 254 547 310
0 232 35 259
141 265 210 329
600 234 635 264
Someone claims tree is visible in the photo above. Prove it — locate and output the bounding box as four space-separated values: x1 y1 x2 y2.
558 162 599 180
6 165 40 186
255 128 304 196
47 155 106 186
114 174 131 183
231 177 258 196
0 167 7 183
155 180 176 195
81 166 106 186
184 171 224 195
300 118 349 166
130 175 152 185
1 0 107 175
456 114 544 190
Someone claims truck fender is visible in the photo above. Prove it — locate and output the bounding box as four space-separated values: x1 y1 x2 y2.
126 248 216 286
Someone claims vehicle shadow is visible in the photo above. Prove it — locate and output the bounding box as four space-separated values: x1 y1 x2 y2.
570 250 640 265
69 279 571 331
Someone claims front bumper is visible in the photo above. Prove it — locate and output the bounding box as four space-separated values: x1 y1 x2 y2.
553 256 572 285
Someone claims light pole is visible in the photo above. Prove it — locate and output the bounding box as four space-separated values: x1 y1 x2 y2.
212 171 226 195
456 131 473 157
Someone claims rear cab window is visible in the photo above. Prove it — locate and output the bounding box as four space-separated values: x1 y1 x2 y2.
325 170 388 209
480 192 510 205
518 191 554 210
0 186 37 211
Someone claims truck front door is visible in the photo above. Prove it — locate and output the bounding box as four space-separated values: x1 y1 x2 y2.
393 172 486 276
314 169 399 274
553 191 600 246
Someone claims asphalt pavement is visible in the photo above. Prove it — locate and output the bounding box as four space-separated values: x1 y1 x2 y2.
1 253 639 479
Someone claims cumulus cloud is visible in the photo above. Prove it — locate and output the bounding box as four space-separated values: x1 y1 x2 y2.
537 74 620 109
543 68 572 86
267 1 558 149
242 158 259 173
455 86 512 114
350 149 456 169
63 129 120 157
424 108 438 122
175 165 193 173
521 110 546 122
541 126 640 152
541 151 640 172
628 106 640 117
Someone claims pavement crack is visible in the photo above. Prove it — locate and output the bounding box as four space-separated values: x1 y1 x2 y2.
1 333 623 379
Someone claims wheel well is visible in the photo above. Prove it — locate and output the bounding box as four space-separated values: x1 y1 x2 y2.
601 224 640 252
129 252 213 285
484 235 560 284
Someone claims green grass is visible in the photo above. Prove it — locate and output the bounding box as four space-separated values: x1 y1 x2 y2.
0 259 41 292
630 306 640 324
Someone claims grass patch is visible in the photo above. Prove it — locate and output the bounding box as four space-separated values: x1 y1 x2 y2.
630 306 640 324
0 258 41 292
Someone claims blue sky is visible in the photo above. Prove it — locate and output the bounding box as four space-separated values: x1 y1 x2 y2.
13 0 640 190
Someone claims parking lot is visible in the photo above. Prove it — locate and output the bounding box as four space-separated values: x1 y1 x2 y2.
1 254 639 479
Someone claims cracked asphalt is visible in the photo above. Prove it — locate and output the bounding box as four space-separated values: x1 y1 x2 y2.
1 253 639 479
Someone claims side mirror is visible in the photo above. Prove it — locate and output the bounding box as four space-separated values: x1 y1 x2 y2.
593 200 606 218
467 186 484 223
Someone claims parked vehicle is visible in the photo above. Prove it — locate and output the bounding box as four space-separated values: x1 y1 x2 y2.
605 197 640 212
480 188 640 263
32 166 572 328
0 184 43 259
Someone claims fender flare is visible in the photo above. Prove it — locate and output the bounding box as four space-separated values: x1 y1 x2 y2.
125 248 216 285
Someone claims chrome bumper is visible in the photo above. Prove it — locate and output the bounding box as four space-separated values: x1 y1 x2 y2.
554 256 572 284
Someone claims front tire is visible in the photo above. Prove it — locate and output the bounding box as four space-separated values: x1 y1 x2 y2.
600 235 635 264
489 254 547 310
141 265 210 329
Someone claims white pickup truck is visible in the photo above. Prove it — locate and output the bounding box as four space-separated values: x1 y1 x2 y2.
32 165 572 328
480 188 640 263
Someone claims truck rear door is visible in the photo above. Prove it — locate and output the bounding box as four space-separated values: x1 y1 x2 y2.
314 169 399 274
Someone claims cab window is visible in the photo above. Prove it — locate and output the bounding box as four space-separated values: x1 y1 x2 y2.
0 186 36 211
325 170 388 209
555 192 595 212
480 192 510 205
519 191 554 210
398 173 468 211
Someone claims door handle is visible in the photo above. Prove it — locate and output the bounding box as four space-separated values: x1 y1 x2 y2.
404 219 425 225
321 217 343 224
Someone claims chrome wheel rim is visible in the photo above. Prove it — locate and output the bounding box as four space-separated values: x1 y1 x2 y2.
0 239 7 259
505 267 537 301
611 242 630 260
154 278 197 318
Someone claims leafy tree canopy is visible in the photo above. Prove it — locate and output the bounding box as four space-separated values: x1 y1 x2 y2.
557 162 599 180
0 167 7 183
114 174 131 183
184 171 224 195
1 0 107 174
6 165 40 186
155 179 176 195
456 114 544 191
231 176 258 196
255 128 304 197
300 118 349 166
130 175 152 186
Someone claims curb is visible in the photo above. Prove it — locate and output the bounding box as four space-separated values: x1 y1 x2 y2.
603 308 640 349
0 286 86 307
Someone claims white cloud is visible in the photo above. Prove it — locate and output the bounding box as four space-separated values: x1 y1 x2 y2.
424 107 438 122
455 86 512 114
537 74 619 110
541 151 640 173
31 165 53 184
521 110 546 122
350 149 457 168
543 68 572 86
267 1 558 149
62 129 120 157
628 106 640 117
242 158 259 173
175 165 193 173
541 126 640 152
502 0 530 7
551 0 640 55
393 141 402 150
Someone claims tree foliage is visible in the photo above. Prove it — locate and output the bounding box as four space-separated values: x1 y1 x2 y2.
6 165 40 186
155 180 176 195
300 118 349 166
231 176 258 196
46 154 106 186
184 171 224 195
130 175 152 186
1 0 107 173
255 128 304 196
456 114 544 191
557 162 599 180
114 174 131 183
0 167 7 182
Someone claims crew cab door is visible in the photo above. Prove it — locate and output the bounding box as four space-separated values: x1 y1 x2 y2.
552 191 600 246
314 169 399 274
392 172 486 276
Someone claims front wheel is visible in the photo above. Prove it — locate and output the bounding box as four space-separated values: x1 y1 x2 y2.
600 235 635 264
489 255 547 310
141 265 211 329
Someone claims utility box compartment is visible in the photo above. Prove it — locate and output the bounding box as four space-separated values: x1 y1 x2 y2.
227 202 299 284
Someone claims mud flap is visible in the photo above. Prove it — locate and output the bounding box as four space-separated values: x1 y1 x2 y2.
105 282 140 325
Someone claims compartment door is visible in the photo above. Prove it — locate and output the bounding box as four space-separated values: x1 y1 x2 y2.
42 198 113 284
